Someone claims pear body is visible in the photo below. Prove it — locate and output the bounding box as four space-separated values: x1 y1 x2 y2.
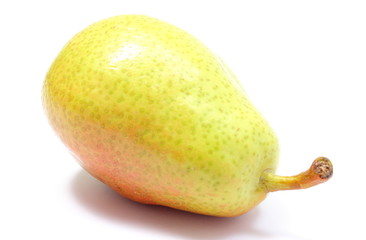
43 15 279 216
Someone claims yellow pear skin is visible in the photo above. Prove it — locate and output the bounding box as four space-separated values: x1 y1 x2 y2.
43 15 332 217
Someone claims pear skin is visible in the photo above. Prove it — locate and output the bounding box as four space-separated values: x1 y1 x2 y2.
43 15 332 217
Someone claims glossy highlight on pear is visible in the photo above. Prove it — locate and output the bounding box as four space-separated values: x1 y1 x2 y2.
42 14 333 217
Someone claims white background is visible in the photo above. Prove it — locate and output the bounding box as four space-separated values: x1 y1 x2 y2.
1 1 365 239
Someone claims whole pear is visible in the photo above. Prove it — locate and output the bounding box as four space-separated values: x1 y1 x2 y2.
43 15 332 217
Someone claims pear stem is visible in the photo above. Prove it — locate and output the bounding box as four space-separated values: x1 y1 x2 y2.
261 157 333 192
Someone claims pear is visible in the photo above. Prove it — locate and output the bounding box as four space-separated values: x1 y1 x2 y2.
42 15 333 217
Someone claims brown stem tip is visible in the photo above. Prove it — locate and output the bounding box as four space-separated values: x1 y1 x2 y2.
261 157 333 192
312 157 333 179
